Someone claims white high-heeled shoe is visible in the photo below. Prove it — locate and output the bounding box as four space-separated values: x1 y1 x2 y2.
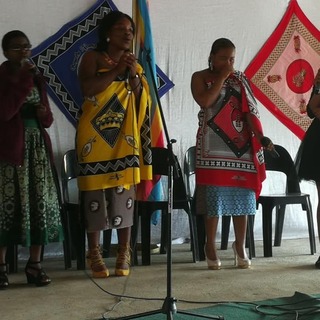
232 242 251 269
204 245 221 270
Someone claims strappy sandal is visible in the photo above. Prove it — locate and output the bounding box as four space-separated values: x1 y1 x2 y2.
25 260 51 286
86 246 109 278
0 263 9 289
115 243 131 276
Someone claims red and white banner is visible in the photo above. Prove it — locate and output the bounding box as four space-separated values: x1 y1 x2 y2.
245 0 320 140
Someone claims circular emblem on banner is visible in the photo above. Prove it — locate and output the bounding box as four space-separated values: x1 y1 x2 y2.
116 186 124 194
112 216 122 227
89 201 100 212
126 197 133 209
286 59 314 94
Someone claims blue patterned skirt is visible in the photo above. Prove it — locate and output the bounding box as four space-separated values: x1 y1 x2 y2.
196 185 256 217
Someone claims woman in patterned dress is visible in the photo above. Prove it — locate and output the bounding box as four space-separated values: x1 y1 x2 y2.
191 38 274 270
296 68 320 268
0 30 64 289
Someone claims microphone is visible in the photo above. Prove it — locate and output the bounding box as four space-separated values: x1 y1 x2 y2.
260 137 280 158
124 67 130 84
22 58 39 75
124 49 132 84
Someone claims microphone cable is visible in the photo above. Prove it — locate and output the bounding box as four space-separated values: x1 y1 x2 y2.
83 267 164 320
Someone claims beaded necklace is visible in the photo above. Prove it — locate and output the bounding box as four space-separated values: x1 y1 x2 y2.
102 52 118 67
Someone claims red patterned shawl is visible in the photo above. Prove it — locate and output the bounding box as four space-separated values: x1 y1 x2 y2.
196 71 266 198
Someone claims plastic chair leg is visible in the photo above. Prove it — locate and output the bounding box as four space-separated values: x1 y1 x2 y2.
6 245 18 273
188 213 199 262
262 203 274 257
68 204 86 270
61 206 72 269
220 216 231 250
274 205 286 247
196 215 206 261
76 228 86 270
140 207 152 266
305 196 316 255
102 230 112 258
131 207 139 266
246 215 255 259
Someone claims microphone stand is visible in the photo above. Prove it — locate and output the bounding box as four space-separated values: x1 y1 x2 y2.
114 49 223 320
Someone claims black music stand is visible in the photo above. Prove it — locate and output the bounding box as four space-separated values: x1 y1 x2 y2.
112 50 223 320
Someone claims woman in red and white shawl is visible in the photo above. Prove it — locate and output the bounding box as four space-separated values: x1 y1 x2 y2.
191 38 275 270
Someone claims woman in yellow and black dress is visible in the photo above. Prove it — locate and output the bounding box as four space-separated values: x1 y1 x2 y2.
76 11 152 278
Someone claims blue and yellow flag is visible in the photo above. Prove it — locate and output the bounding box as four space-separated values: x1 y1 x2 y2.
133 0 166 149
133 0 168 214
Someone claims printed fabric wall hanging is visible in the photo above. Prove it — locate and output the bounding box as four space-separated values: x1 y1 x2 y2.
30 0 174 127
245 0 320 139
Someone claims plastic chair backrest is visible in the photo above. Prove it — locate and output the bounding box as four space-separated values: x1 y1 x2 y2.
61 149 79 204
264 144 300 193
172 156 188 205
150 147 170 176
148 147 188 205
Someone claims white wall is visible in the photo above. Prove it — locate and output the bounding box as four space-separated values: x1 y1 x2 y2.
1 0 319 244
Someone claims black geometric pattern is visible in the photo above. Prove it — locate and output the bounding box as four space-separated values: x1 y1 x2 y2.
140 100 152 166
91 94 125 148
207 85 251 158
78 155 139 177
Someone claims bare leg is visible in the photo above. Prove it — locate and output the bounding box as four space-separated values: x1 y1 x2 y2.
29 245 43 263
314 183 320 268
232 215 248 259
204 216 219 260
117 227 131 245
316 183 320 241
0 246 7 266
115 227 131 276
26 245 45 276
87 231 101 250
